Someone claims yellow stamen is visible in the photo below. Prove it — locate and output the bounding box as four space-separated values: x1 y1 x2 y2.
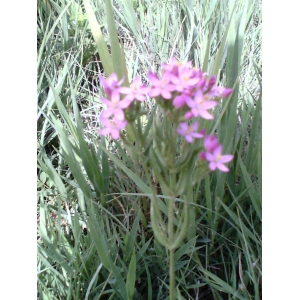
187 126 193 134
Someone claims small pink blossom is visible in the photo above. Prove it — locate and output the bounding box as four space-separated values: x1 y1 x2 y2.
169 67 199 93
203 135 219 153
177 122 205 143
99 72 124 97
119 76 149 102
148 71 176 99
214 87 233 98
205 145 233 172
205 84 233 99
98 114 127 140
100 90 132 120
186 90 218 119
162 58 192 75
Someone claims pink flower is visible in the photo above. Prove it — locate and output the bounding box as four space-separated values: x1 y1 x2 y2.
98 114 127 140
205 145 233 172
119 76 149 102
186 90 218 119
203 135 219 153
148 71 176 99
202 86 233 99
99 72 124 97
169 67 199 93
100 89 132 120
177 122 205 143
214 87 233 98
162 58 192 75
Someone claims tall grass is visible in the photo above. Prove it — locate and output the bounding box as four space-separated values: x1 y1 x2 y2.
37 0 261 299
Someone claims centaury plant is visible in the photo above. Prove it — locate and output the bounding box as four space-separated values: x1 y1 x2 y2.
37 0 261 299
97 57 234 299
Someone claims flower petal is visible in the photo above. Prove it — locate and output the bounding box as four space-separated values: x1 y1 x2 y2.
198 110 214 120
185 135 193 143
216 163 229 172
179 122 188 131
100 97 111 106
118 86 131 94
116 120 127 129
115 109 125 120
219 154 234 163
161 89 172 99
205 152 214 162
204 135 219 152
192 122 199 130
100 109 113 121
111 89 120 102
119 98 132 108
209 162 217 171
213 145 222 157
98 128 111 136
192 132 204 139
111 129 120 140
200 101 218 109
148 72 160 85
194 89 204 100
148 88 161 97
135 94 146 101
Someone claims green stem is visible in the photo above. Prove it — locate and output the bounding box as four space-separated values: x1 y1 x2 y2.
168 193 175 300
168 123 179 300
168 205 175 300
169 248 175 300
168 196 174 243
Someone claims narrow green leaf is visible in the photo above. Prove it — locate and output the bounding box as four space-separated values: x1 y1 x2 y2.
238 153 262 220
85 263 103 300
174 236 197 263
125 211 141 262
87 214 111 270
50 115 93 199
101 136 110 194
37 2 72 69
38 151 68 199
45 72 78 144
82 0 113 76
68 76 106 201
105 0 126 81
201 268 247 300
217 198 260 244
126 250 136 300
204 175 212 224
212 1 236 75
98 143 151 195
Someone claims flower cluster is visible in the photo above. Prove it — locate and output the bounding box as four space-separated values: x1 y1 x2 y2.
98 58 234 172
199 135 234 172
148 58 232 119
98 73 149 140
146 58 233 172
